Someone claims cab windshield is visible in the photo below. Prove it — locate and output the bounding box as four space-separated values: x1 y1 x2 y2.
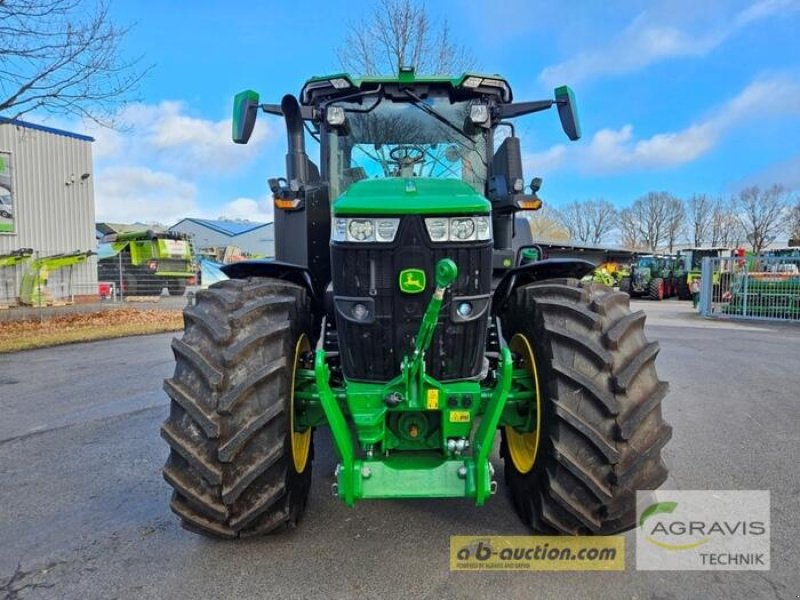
326 92 488 199
639 257 657 268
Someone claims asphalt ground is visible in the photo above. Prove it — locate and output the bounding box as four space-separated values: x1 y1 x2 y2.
0 299 798 599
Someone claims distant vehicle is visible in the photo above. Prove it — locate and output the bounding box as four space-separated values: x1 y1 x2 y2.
0 196 12 219
97 230 194 296
674 247 737 300
619 254 678 300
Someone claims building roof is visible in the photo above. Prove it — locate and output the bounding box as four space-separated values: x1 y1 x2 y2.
96 222 164 235
171 218 272 237
0 117 95 142
533 239 638 256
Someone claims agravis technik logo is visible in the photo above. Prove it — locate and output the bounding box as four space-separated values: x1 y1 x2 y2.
636 491 770 571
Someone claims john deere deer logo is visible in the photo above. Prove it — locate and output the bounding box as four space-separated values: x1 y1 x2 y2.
399 268 426 294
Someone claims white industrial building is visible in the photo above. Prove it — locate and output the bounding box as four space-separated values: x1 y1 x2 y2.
0 118 96 305
169 218 274 258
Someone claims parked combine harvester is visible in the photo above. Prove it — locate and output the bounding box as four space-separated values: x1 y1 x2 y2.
160 68 671 539
97 230 195 296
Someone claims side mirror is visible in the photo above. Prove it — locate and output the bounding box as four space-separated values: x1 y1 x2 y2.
232 90 260 144
554 85 581 141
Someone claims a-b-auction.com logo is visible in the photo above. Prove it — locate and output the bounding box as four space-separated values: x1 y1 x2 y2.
450 536 624 571
635 491 770 571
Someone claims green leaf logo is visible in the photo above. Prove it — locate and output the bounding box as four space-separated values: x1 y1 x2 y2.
640 501 710 551
639 501 678 528
399 268 426 294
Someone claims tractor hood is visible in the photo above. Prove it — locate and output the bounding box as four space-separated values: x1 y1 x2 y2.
332 178 490 216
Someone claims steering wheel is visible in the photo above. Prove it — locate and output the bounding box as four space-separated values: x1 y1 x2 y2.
388 145 426 167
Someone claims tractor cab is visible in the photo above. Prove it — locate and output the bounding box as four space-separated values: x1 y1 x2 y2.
232 68 580 284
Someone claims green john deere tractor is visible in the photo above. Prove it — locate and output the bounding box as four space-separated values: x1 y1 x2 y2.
161 69 671 538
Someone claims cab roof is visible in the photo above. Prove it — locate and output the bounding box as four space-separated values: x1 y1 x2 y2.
300 68 513 105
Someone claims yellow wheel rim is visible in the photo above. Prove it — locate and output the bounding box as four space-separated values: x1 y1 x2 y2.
505 333 542 474
290 334 312 474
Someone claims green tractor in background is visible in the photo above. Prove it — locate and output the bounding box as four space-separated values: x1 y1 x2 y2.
97 230 195 296
619 255 677 300
160 69 671 539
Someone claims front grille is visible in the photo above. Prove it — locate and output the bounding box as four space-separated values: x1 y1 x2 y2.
331 216 492 381
155 259 191 274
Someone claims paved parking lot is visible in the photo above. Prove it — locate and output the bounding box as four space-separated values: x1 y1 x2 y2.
0 300 798 599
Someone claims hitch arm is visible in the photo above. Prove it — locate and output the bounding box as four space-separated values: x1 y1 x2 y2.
403 259 458 405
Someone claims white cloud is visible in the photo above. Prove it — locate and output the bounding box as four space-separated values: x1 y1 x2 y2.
57 99 282 224
524 75 800 175
89 101 274 177
583 122 716 172
94 168 276 227
539 0 798 86
217 197 275 223
94 166 199 225
523 144 568 175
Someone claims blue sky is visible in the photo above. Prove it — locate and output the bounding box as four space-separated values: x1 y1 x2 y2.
60 0 800 226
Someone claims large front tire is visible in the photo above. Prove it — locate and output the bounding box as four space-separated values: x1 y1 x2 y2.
618 276 631 295
161 278 314 538
166 278 187 296
499 279 671 535
648 277 665 301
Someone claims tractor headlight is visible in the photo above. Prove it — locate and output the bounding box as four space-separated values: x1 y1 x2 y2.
375 219 400 242
469 104 490 125
424 216 492 243
348 219 374 242
451 218 476 240
326 106 346 127
426 218 449 242
332 217 400 243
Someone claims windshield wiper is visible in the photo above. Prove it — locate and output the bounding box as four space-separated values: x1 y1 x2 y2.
400 88 473 143
400 88 488 169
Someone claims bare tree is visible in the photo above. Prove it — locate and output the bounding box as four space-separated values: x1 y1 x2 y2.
624 192 681 252
0 0 146 125
525 208 570 242
789 199 800 246
664 196 685 253
337 0 473 75
709 197 742 247
555 199 617 245
735 185 789 253
687 194 714 247
618 208 641 249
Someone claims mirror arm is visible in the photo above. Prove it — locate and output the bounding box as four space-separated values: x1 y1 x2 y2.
497 100 554 119
260 103 283 116
260 103 316 120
